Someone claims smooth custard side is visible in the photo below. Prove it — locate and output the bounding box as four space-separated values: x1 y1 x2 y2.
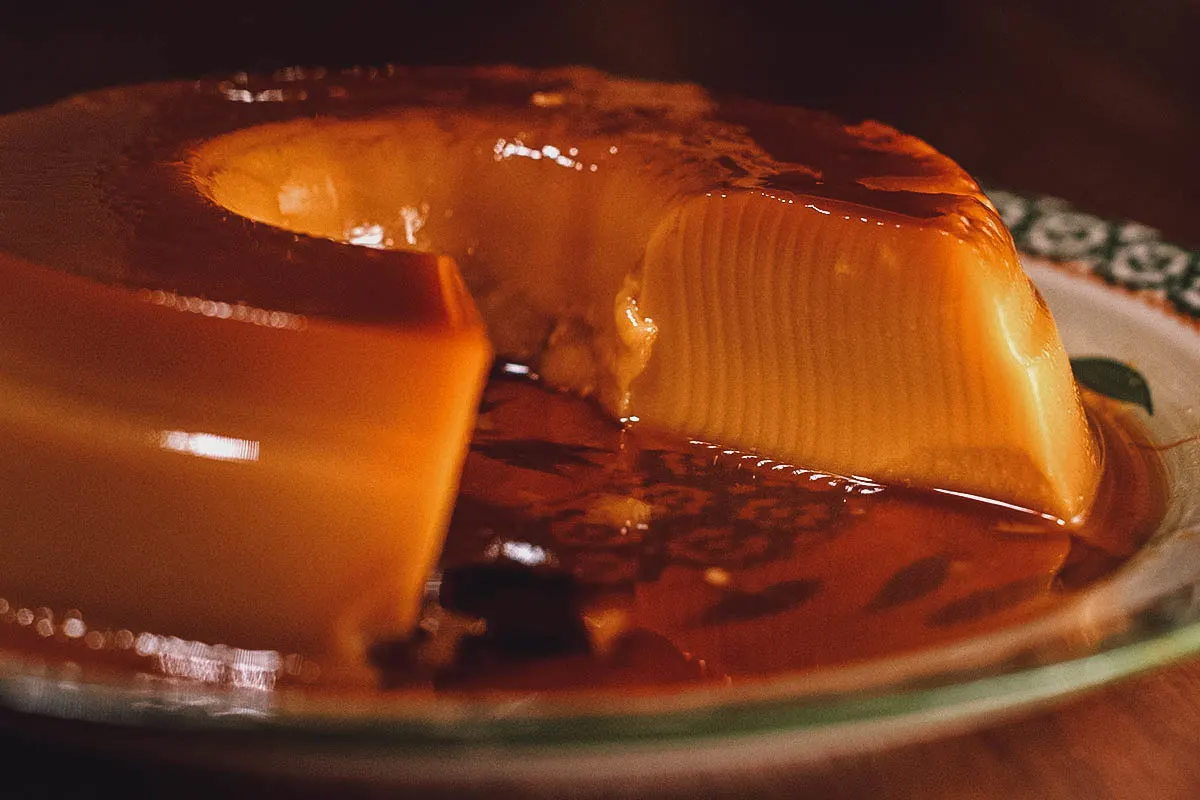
0 249 490 670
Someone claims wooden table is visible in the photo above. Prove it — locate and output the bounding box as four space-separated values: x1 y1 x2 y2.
1 2 1197 796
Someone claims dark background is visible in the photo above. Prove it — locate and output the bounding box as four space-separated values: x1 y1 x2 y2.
0 2 1199 797
0 0 1197 244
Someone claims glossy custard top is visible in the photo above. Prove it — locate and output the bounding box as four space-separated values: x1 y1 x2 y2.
0 65 1006 323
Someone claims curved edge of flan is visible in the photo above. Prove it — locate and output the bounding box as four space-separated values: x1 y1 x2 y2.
625 188 1100 522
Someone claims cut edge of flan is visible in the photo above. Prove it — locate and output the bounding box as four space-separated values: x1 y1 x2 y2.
624 188 1101 522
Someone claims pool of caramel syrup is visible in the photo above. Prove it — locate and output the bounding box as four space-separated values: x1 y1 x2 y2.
401 369 1165 693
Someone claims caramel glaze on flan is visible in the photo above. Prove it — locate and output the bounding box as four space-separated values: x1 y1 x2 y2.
0 65 1101 669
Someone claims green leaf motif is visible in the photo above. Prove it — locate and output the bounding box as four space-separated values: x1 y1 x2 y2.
1070 357 1153 415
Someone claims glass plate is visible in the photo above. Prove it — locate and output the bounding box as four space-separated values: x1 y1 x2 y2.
0 190 1197 787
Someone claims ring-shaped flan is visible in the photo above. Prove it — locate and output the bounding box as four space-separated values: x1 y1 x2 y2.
0 65 1100 667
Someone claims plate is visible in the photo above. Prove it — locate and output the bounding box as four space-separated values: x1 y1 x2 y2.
0 188 1198 789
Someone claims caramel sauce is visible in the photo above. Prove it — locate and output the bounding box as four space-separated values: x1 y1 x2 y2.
713 97 1009 254
420 372 1164 692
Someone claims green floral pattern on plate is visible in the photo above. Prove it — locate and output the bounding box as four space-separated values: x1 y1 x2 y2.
986 189 1200 317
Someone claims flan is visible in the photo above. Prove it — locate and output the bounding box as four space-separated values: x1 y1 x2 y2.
0 65 1099 666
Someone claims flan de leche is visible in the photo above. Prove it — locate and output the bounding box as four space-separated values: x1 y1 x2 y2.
0 66 1100 668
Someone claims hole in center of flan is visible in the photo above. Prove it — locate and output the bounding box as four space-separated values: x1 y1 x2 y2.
189 113 697 389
